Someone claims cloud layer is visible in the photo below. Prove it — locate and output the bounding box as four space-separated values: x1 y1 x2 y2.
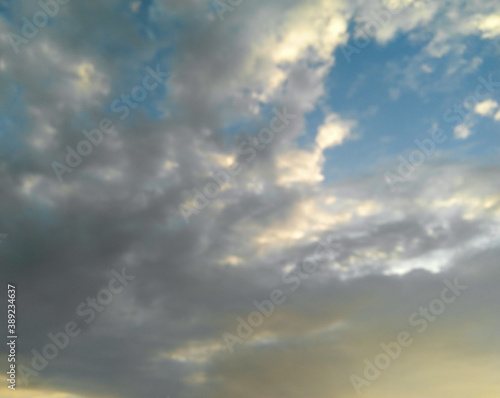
0 0 500 397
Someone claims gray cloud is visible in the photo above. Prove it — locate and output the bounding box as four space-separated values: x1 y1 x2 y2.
1 1 500 397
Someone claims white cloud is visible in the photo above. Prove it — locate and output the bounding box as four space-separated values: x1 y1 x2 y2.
219 0 350 105
474 14 500 38
354 0 440 45
274 113 356 187
454 124 472 140
316 113 356 150
474 99 499 116
276 148 325 186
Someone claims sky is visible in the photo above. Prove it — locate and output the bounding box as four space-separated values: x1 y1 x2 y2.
0 0 500 397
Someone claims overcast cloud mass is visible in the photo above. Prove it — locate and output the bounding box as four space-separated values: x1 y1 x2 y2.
1 0 500 397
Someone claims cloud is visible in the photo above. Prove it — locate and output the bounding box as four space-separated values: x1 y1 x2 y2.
454 122 473 139
1 1 500 397
273 113 355 187
474 13 500 39
474 99 499 116
316 113 356 150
